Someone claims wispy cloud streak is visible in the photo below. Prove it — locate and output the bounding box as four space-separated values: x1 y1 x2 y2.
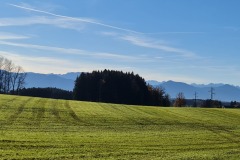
0 50 68 64
0 40 151 62
121 35 196 57
0 32 29 40
101 32 198 58
8 3 142 34
142 32 205 35
0 16 88 31
7 3 204 35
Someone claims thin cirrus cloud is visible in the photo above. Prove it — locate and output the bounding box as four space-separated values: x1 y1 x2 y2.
8 3 142 34
4 3 202 70
101 31 198 58
0 50 68 64
0 32 30 40
121 35 196 58
6 3 200 60
0 50 137 74
0 50 78 73
0 40 152 62
0 16 87 31
8 3 203 35
8 3 207 36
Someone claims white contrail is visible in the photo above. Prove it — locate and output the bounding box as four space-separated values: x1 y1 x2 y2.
8 3 142 34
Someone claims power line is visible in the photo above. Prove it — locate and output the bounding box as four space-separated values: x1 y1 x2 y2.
209 87 215 100
194 91 198 107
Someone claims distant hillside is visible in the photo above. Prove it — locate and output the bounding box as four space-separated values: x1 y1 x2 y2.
147 80 240 102
25 72 81 91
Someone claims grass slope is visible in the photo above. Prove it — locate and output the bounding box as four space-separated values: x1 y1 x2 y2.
0 94 240 160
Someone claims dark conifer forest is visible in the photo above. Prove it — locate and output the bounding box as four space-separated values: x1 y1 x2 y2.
73 70 170 106
17 87 73 100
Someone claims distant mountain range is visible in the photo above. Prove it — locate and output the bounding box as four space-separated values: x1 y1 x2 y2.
147 80 240 102
24 72 240 102
25 72 81 91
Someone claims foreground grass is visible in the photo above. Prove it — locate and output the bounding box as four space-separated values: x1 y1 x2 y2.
0 94 240 159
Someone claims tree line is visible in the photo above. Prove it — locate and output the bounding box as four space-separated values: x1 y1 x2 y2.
17 87 73 100
173 92 223 108
0 56 233 108
0 56 26 94
73 70 170 106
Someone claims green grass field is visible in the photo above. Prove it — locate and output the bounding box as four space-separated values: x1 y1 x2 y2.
1 94 240 160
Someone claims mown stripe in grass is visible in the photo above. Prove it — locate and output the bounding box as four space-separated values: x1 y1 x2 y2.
46 100 88 128
121 105 163 125
3 97 32 126
64 101 92 126
49 99 61 120
64 100 81 122
165 108 240 144
194 108 240 124
0 96 19 110
30 98 48 126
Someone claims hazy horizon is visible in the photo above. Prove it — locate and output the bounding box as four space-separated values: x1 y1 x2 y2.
26 71 239 86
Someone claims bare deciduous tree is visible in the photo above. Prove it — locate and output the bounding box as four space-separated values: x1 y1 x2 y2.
174 92 186 107
16 71 27 94
0 56 5 91
0 56 26 94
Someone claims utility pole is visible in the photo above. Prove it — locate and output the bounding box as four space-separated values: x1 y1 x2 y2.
194 91 197 107
209 87 215 100
209 87 215 108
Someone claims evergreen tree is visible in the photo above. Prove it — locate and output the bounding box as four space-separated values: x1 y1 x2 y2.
73 70 170 106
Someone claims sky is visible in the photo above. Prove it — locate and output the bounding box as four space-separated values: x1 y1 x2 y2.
0 0 240 85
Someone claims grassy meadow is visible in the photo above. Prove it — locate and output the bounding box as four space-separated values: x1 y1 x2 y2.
0 94 240 159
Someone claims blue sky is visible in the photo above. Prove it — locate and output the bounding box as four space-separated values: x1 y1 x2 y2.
1 0 240 85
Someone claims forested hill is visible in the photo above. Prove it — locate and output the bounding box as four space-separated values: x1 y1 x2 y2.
73 70 170 106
